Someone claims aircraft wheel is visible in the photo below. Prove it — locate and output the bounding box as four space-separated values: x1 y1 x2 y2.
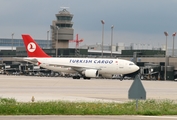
73 76 80 79
120 77 123 81
83 77 90 80
76 76 80 79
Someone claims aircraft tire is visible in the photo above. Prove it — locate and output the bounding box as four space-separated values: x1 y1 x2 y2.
76 76 80 79
73 76 80 79
83 77 90 80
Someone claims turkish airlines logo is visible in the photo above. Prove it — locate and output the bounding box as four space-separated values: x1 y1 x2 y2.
27 42 36 52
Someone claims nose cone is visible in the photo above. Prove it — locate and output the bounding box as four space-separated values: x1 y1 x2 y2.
135 65 139 72
130 64 139 73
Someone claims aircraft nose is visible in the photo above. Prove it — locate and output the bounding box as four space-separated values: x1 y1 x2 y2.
135 65 139 71
133 65 140 72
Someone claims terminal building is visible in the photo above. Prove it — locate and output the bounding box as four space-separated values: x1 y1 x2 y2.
0 38 49 50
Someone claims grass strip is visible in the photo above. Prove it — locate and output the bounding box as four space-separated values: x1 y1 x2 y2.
0 98 177 115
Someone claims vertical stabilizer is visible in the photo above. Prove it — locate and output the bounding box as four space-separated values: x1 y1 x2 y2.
22 34 51 57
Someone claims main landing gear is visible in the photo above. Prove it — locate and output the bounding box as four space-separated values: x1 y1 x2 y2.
72 76 80 79
72 76 90 80
83 77 91 80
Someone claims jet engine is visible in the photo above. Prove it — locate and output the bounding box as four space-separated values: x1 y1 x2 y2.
82 69 99 78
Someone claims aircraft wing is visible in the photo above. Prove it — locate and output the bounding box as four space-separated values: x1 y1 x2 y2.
23 58 38 64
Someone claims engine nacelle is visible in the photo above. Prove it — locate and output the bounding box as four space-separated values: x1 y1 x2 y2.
82 69 99 78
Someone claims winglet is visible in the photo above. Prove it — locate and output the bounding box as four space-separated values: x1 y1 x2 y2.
22 34 51 57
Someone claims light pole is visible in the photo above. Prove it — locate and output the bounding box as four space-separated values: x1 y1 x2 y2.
47 30 49 48
56 26 59 57
164 31 168 80
11 33 14 51
172 32 176 57
111 25 114 58
101 20 105 58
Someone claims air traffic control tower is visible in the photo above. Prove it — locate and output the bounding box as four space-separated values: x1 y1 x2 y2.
50 8 74 48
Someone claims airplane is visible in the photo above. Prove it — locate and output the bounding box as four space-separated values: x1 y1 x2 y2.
21 34 139 79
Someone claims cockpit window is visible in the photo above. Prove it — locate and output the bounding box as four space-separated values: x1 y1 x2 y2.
129 63 134 65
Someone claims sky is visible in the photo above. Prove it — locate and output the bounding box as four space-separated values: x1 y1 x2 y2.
0 0 177 48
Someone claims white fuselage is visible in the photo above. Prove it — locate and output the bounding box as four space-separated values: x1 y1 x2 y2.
24 57 139 76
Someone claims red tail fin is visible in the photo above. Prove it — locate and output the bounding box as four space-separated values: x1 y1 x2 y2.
22 34 51 57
